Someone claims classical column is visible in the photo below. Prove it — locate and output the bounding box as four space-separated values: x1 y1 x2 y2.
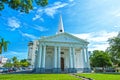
53 46 57 72
38 45 42 68
57 46 61 72
71 47 77 73
85 47 91 71
72 47 76 68
82 47 86 72
41 45 46 72
35 44 42 72
69 47 73 72
84 48 87 63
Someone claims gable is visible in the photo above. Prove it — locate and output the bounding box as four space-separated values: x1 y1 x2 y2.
40 33 89 44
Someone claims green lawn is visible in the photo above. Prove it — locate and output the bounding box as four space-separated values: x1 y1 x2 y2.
77 73 120 80
0 74 80 80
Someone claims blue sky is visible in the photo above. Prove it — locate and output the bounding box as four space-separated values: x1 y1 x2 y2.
0 0 120 59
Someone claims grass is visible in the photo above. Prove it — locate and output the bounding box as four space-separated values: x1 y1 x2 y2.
77 73 120 80
0 74 80 80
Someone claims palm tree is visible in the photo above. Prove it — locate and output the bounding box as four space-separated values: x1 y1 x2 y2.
0 38 9 54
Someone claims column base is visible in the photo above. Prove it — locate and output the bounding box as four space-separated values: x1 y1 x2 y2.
40 68 45 73
68 68 77 73
35 68 40 73
83 68 91 72
53 68 61 73
34 68 46 73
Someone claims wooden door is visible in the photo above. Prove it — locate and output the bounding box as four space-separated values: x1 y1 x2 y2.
61 57 64 71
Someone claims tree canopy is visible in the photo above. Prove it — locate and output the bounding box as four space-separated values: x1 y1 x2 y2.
90 50 112 68
0 0 48 13
107 34 120 66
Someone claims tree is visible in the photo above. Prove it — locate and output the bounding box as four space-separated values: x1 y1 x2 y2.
0 0 48 13
20 59 30 67
12 56 20 67
3 62 13 68
90 50 112 71
0 38 9 54
107 35 120 66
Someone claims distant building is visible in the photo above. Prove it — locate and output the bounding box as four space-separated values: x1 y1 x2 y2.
28 40 38 68
28 15 91 73
0 56 8 67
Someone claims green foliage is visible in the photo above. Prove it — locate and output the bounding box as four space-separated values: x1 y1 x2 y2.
3 62 13 68
12 56 21 67
0 0 48 13
20 59 30 67
12 57 30 67
90 50 112 68
0 38 9 54
107 36 120 66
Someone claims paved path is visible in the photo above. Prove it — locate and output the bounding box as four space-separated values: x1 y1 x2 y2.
70 73 93 80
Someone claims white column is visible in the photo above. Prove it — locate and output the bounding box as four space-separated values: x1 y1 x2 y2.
57 46 61 68
42 45 46 68
54 46 57 68
38 45 42 68
72 47 76 68
86 47 90 68
34 50 38 68
84 48 87 63
82 48 86 68
69 47 73 68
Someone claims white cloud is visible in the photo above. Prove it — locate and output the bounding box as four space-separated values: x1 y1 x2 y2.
33 1 68 20
69 0 74 2
34 26 48 32
114 25 120 28
32 14 44 21
73 31 118 51
20 31 38 40
44 2 68 17
8 17 21 31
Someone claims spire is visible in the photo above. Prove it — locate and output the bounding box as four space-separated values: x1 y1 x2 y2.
57 15 64 34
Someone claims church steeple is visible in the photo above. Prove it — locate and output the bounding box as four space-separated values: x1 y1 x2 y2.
57 15 64 34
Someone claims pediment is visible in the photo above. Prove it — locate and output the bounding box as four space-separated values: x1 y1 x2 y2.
40 33 88 44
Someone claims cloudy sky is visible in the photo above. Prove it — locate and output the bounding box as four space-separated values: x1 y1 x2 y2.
0 0 120 59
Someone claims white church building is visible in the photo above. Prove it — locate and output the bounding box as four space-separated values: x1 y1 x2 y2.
28 16 91 73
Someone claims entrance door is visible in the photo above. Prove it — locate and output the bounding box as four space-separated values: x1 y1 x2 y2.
61 57 64 71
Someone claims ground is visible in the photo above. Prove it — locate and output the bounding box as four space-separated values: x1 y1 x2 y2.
77 73 120 80
0 73 120 80
0 74 80 80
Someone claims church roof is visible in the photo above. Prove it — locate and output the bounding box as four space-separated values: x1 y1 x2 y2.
39 32 89 44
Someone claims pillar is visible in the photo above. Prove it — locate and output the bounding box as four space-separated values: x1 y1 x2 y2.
36 44 42 72
72 47 76 72
53 46 57 72
39 45 42 69
72 47 75 68
85 47 91 72
82 47 86 72
41 45 46 72
69 47 73 72
57 46 61 72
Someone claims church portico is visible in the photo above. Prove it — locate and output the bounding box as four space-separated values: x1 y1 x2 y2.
35 42 89 73
28 15 91 73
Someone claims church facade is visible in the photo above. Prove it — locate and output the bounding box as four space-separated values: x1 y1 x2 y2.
28 16 91 73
